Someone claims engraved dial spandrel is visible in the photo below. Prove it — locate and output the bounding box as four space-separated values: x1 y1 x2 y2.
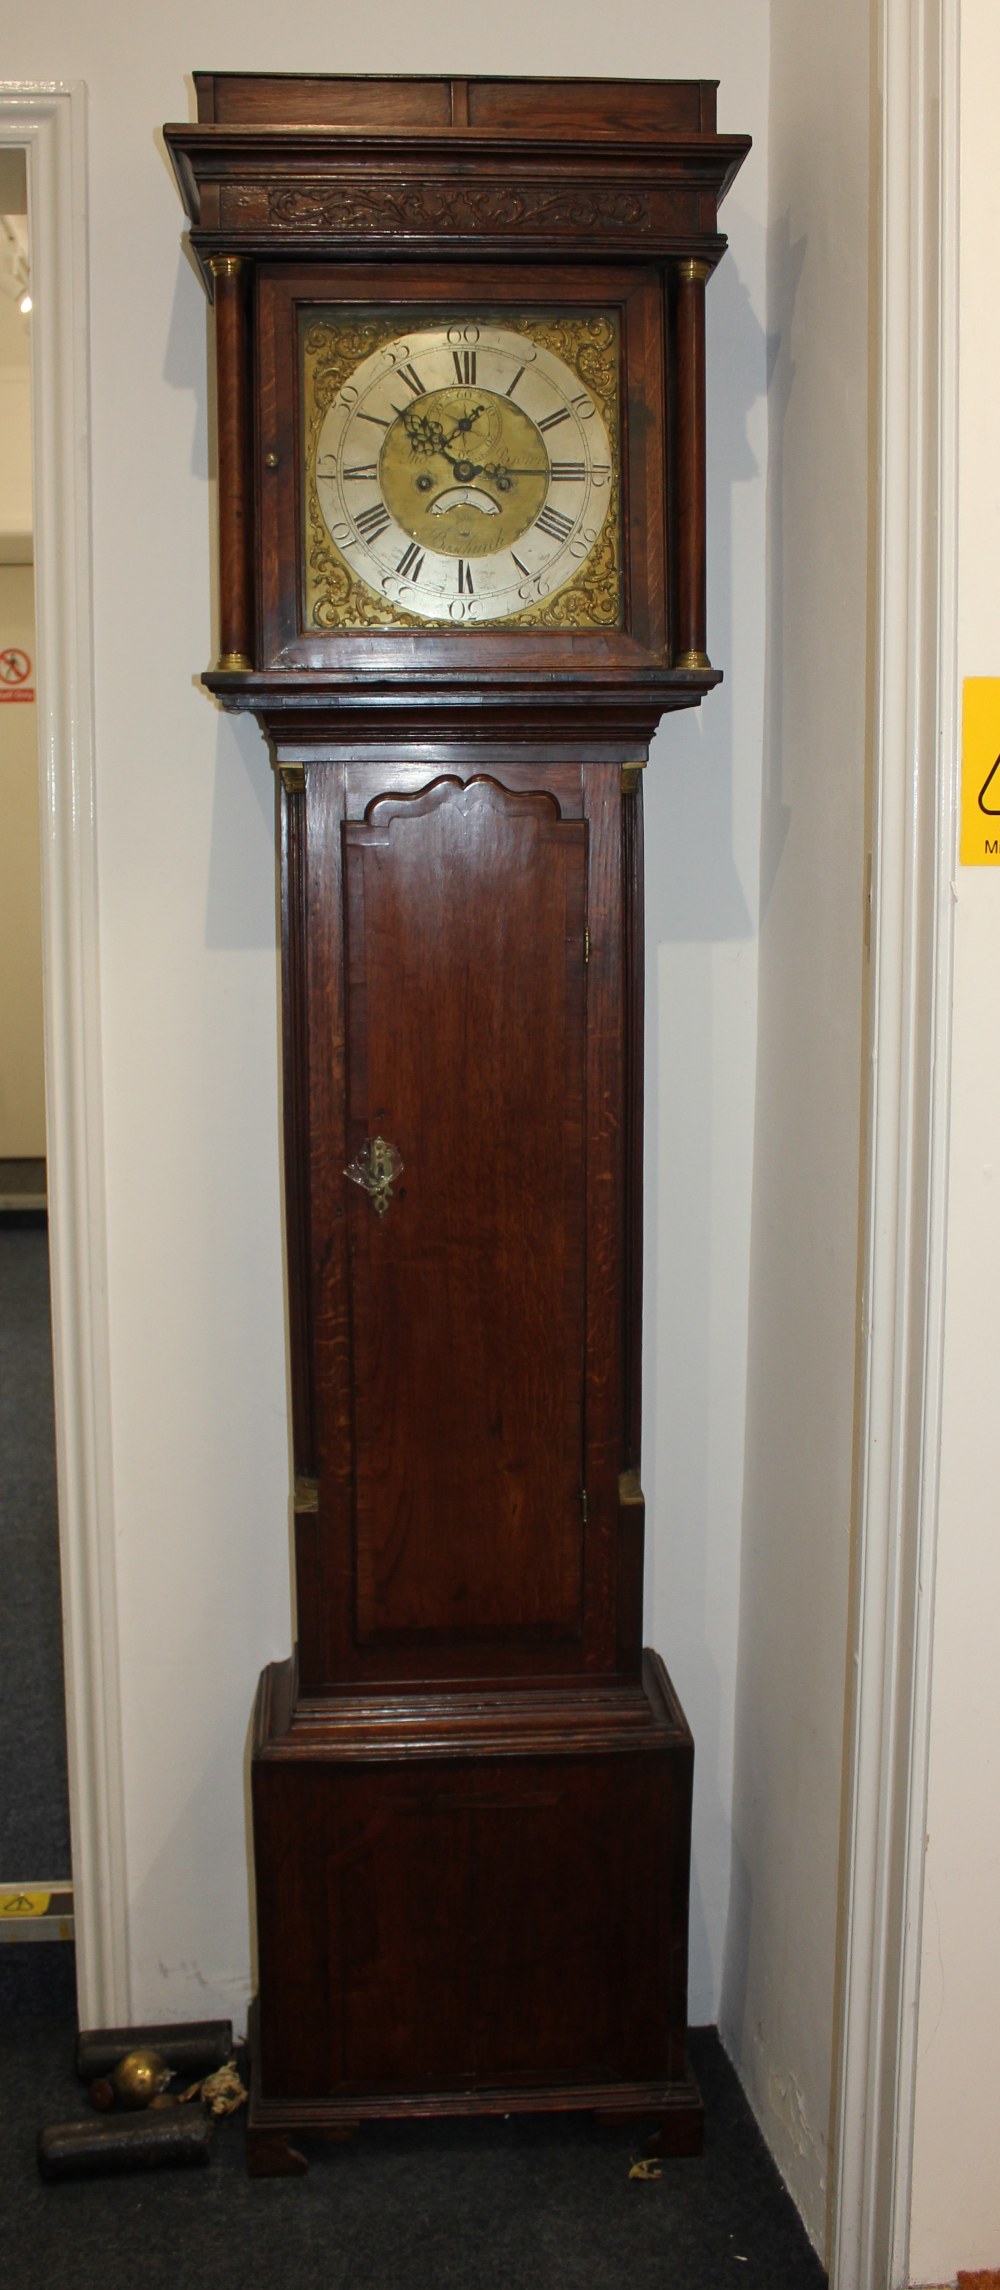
303 317 620 631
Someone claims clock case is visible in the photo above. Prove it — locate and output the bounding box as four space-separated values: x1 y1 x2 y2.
166 72 749 2176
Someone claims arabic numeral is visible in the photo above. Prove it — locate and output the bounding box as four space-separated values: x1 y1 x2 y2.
385 351 427 397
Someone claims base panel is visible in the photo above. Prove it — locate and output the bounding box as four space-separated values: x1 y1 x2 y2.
246 1994 703 2174
249 1649 702 2174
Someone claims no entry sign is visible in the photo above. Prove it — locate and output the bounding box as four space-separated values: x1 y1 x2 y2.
0 647 34 703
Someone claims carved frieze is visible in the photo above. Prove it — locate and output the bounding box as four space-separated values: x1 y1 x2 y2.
216 178 700 244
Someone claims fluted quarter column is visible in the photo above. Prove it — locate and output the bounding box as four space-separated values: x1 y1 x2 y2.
674 257 712 671
210 255 253 673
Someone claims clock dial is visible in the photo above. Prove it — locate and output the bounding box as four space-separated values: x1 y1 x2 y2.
308 321 617 628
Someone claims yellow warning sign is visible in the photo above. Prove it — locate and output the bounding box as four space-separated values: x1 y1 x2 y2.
961 678 1000 864
0 1890 51 1917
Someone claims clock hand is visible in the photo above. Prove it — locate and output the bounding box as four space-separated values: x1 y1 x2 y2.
480 464 548 488
401 403 488 468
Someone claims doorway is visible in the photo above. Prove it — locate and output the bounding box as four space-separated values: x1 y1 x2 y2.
0 145 74 1938
0 86 127 2027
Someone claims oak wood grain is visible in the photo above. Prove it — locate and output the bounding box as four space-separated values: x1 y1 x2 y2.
165 69 749 2166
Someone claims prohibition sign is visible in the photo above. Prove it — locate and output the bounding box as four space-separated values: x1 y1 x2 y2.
0 647 31 685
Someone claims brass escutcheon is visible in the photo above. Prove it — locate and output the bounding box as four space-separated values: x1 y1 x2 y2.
344 1135 403 1218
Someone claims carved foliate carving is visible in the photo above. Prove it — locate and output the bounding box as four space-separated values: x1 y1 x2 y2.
268 181 652 236
214 179 706 248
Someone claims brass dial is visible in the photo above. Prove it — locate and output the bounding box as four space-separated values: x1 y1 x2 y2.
380 388 549 558
308 320 617 628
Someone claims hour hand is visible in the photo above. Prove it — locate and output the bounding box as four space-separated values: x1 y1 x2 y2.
401 407 450 459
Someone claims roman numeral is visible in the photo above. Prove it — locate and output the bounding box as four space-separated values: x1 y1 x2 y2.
396 364 427 397
357 410 390 428
505 366 525 399
535 504 574 543
354 501 392 542
548 462 587 482
344 464 379 481
452 349 477 385
396 543 425 580
537 407 570 434
457 560 475 594
511 553 531 577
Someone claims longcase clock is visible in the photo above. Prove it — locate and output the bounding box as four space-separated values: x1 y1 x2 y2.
166 71 749 2175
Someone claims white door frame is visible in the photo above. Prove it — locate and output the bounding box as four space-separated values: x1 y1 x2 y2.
0 82 129 2024
831 5 959 2286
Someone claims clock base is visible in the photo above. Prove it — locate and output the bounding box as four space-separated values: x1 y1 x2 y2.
245 2036 704 2177
246 1650 703 2176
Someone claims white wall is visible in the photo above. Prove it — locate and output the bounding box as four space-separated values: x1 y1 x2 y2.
0 273 32 553
4 5 769 2027
907 1 1000 2276
720 0 871 2252
643 50 769 2024
0 565 45 1156
0 236 43 1157
0 371 31 551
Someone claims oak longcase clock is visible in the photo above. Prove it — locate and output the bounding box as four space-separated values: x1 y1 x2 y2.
166 70 749 2175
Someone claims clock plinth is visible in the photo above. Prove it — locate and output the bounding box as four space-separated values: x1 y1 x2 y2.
166 70 749 2175
246 1654 703 2169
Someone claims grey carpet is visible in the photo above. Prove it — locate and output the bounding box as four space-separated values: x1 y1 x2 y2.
1 1951 827 2290
0 1225 71 1875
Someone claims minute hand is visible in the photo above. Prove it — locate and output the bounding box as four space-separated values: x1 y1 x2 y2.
480 463 550 482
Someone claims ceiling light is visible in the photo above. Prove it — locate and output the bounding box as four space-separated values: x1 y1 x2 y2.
19 290 31 315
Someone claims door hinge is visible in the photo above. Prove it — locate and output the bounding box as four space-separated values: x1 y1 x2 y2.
581 1488 589 1523
584 926 590 964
